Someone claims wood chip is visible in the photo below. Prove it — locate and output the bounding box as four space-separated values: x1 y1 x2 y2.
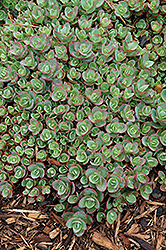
156 234 163 250
28 213 48 219
132 236 155 250
117 239 125 250
34 234 52 243
92 231 119 250
51 212 66 227
62 234 68 240
115 213 121 242
43 226 54 234
139 201 146 214
6 217 16 224
37 243 48 250
126 224 139 235
49 228 60 239
119 234 130 249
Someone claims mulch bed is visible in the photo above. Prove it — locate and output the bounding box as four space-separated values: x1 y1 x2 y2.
0 185 166 250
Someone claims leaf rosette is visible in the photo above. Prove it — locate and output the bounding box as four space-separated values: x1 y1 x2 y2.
55 45 68 60
127 122 140 138
88 107 108 127
29 118 43 135
98 132 112 146
154 103 166 125
69 40 94 61
63 210 92 236
106 119 127 137
52 177 75 201
107 209 118 225
28 163 45 179
111 143 125 162
87 138 102 151
82 69 100 85
0 66 17 83
67 68 81 82
62 6 78 22
78 17 92 30
78 188 103 213
0 181 13 198
30 33 51 54
85 167 108 192
76 119 92 136
53 22 74 44
76 149 89 164
31 5 46 24
38 59 60 80
107 173 125 195
53 104 70 115
40 129 55 142
31 78 47 94
142 133 160 151
158 171 166 192
67 89 83 106
109 97 120 112
85 88 103 105
47 4 61 19
20 52 37 70
68 164 83 180
120 105 135 122
81 0 97 14
52 84 67 102
159 130 166 146
9 42 27 59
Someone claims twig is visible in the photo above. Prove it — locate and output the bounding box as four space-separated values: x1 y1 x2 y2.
22 212 36 222
3 23 40 28
19 234 32 249
55 242 62 249
19 8 21 18
135 206 158 220
68 236 76 250
35 145 38 161
115 213 121 242
8 13 14 22
146 201 165 206
2 208 41 213
105 0 114 10
104 0 135 28
8 228 32 249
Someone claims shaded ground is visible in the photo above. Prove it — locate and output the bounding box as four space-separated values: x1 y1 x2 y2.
0 185 165 250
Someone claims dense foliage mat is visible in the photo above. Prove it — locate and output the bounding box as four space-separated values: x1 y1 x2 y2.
0 0 166 237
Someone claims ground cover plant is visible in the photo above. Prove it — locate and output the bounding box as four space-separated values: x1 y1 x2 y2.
0 0 166 238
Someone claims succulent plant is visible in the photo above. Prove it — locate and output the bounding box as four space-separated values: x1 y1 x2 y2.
0 0 166 238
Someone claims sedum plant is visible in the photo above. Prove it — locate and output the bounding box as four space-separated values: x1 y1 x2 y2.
0 0 166 237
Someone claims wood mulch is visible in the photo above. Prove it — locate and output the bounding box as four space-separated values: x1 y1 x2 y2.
0 186 166 250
